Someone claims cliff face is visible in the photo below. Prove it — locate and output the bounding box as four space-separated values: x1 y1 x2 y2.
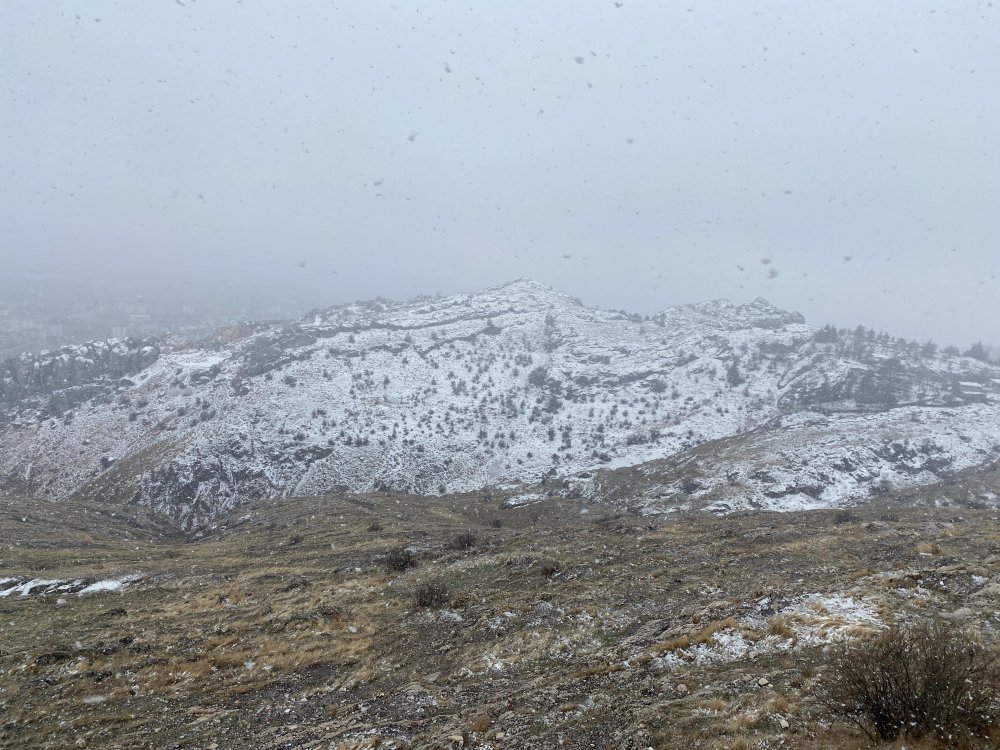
1 340 160 420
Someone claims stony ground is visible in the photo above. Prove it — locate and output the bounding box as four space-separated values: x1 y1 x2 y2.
2 493 1000 749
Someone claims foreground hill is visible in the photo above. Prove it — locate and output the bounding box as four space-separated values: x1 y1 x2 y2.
2 492 1000 749
2 280 999 527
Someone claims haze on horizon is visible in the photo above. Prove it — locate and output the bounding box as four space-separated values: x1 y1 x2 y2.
2 1 998 349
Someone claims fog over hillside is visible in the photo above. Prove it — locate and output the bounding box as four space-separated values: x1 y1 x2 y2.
2 1 999 352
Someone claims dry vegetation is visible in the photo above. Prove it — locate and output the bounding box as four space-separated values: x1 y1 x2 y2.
2 492 1000 749
817 620 1000 745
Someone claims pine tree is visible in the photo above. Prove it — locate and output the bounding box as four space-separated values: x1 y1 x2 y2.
964 342 990 362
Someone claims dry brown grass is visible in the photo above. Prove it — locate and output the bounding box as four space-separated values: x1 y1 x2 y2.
652 617 740 655
768 694 791 713
656 633 693 652
767 616 795 640
700 697 728 713
571 662 624 679
694 617 739 644
4 495 1000 750
471 715 492 733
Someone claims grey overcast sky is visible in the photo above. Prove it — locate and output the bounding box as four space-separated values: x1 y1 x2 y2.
2 1 998 345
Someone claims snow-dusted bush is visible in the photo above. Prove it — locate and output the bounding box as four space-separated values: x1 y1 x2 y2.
447 531 476 550
818 620 1000 744
413 581 449 608
383 547 416 572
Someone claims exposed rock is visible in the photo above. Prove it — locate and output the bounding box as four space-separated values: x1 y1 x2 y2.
941 607 975 621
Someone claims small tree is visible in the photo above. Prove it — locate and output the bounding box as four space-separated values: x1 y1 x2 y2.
814 324 839 343
726 362 745 387
527 366 548 387
817 620 1000 745
965 342 991 362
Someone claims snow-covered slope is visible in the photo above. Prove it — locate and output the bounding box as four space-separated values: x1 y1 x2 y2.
1 280 998 527
582 405 1000 515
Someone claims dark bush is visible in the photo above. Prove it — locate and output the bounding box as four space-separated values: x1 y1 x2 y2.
384 547 416 572
283 575 310 591
527 366 548 387
538 559 562 577
448 531 477 550
413 581 450 608
833 510 859 525
817 620 1000 745
681 477 703 495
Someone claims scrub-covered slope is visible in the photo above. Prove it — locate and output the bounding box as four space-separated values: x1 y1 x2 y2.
1 280 998 527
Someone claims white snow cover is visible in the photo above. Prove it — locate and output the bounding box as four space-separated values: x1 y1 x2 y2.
0 574 142 597
78 574 143 596
2 280 998 526
610 403 1000 515
653 592 882 671
0 578 67 597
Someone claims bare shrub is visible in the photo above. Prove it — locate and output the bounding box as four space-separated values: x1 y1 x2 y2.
833 510 859 525
471 715 492 733
447 531 477 550
817 620 1000 745
384 547 416 572
413 581 449 608
283 575 310 591
538 559 562 577
768 617 795 640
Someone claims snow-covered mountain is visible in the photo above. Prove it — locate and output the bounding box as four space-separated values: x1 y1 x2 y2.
2 279 999 528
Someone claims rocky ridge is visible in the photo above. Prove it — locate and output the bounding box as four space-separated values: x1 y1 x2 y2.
1 279 998 527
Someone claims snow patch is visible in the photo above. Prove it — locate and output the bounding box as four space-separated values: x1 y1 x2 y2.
78 574 143 596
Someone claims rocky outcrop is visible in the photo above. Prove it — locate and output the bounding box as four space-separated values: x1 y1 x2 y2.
1 340 160 421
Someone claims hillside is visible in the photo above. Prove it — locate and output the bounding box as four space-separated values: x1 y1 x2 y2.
3 493 1000 749
1 280 998 527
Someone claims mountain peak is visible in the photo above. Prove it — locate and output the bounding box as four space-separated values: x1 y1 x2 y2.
496 277 554 292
